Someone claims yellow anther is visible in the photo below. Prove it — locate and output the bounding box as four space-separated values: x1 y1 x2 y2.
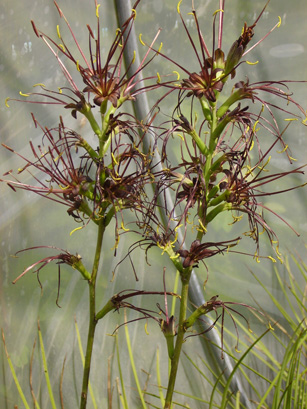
249 140 254 151
19 91 30 97
257 155 271 172
33 83 46 88
246 60 259 65
277 16 281 28
277 144 288 154
173 71 180 80
132 50 136 64
70 226 84 236
284 118 298 121
56 24 61 39
198 219 207 233
170 253 180 260
277 255 284 264
144 322 149 335
235 346 241 353
170 233 179 246
76 60 80 71
213 9 224 16
131 8 136 19
96 3 100 18
252 120 259 133
121 222 130 232
254 253 260 263
268 256 276 263
111 152 119 165
177 0 183 14
58 87 62 94
139 33 145 46
5 98 10 108
58 44 65 52
289 156 297 162
158 42 163 53
174 224 183 233
268 322 275 331
156 72 161 84
116 28 121 36
59 184 69 190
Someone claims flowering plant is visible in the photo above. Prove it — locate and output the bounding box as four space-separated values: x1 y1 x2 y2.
2 0 306 408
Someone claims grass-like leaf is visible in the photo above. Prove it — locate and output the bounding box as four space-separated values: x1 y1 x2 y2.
124 309 147 409
2 329 32 409
37 321 58 409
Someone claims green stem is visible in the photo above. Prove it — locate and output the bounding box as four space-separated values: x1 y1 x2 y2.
164 270 191 409
81 105 103 139
80 220 105 409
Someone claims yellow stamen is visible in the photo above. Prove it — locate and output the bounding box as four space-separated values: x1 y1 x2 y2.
144 322 149 335
58 87 62 94
139 33 145 46
33 83 46 88
268 322 275 331
246 60 259 65
19 91 30 97
56 24 61 39
170 253 180 260
156 72 161 84
277 16 282 28
257 155 271 172
158 42 163 53
76 60 80 71
58 44 65 52
252 120 259 134
121 222 129 232
96 4 100 18
284 118 298 121
173 71 180 80
59 184 69 190
132 50 136 64
213 9 224 16
70 226 83 236
5 98 10 108
131 8 136 19
268 256 276 263
177 0 183 14
277 144 288 154
111 152 119 165
198 219 207 233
